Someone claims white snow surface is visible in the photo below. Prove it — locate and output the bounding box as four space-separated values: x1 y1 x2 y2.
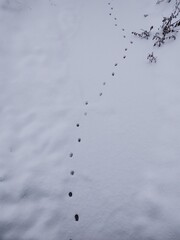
0 0 180 239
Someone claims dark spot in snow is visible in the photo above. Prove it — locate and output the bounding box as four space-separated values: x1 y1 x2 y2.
75 214 79 221
69 192 73 197
69 153 73 158
85 101 88 105
123 56 126 59
115 63 118 66
99 93 102 96
84 112 87 116
78 138 81 142
76 123 80 127
130 41 133 44
103 82 106 85
125 48 127 51
111 7 113 10
115 24 117 26
123 35 126 38
109 13 111 15
108 2 110 5
70 171 75 175
112 72 115 76
122 28 125 31
114 18 117 20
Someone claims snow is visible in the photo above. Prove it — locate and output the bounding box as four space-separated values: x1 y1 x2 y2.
0 0 180 239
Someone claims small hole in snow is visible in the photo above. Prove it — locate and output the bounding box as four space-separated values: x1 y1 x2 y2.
114 18 117 20
130 41 133 44
70 171 75 175
108 2 110 5
111 7 113 10
103 82 106 85
109 13 111 15
69 153 73 158
123 35 126 38
69 192 73 197
115 63 118 66
123 56 126 59
99 93 102 96
122 28 125 31
75 214 79 221
125 48 127 51
85 101 88 105
112 72 115 76
78 138 81 142
76 123 80 127
115 24 117 26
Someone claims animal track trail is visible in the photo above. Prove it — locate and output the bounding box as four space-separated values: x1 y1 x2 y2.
107 3 130 62
67 3 137 239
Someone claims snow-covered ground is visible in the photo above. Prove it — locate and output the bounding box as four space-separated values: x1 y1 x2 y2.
0 0 180 239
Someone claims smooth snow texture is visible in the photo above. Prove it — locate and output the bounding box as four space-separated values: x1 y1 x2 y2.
0 0 180 239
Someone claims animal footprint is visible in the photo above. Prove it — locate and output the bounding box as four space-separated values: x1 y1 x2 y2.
69 153 73 158
69 192 73 197
75 214 79 222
